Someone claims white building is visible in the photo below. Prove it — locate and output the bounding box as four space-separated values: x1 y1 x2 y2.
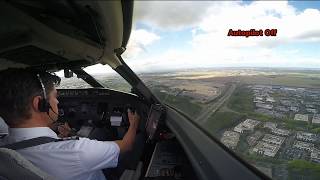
255 96 264 101
290 106 299 112
262 134 285 146
296 131 317 142
266 97 275 103
293 141 314 152
256 103 273 110
253 141 280 157
294 114 309 122
221 131 240 150
272 128 290 137
306 108 317 114
311 148 320 163
264 122 277 130
234 119 260 133
312 114 320 124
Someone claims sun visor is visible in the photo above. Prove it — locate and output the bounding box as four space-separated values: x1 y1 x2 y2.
0 0 127 70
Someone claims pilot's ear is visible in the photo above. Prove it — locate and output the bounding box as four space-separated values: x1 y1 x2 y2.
32 96 41 112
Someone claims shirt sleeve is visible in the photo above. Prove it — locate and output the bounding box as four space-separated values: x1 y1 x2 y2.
77 138 120 172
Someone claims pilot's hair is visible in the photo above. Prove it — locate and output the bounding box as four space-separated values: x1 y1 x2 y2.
0 68 61 126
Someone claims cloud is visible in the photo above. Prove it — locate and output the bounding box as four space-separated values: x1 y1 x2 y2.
193 2 320 48
133 1 214 31
187 1 320 68
123 29 160 58
124 1 320 72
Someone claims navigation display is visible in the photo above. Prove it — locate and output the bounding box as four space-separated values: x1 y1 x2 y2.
146 105 162 140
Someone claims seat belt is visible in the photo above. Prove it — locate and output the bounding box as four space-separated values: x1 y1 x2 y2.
0 136 79 150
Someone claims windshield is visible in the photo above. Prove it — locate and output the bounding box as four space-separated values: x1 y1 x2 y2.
122 1 320 180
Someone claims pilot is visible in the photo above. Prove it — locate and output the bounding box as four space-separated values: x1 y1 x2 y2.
0 68 140 180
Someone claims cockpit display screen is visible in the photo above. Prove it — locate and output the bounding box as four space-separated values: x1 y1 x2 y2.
145 104 162 140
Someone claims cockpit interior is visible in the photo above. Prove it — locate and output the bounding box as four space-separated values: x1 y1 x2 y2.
56 87 198 180
0 0 270 180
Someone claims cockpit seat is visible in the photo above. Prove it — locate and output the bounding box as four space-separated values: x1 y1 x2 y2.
0 148 55 180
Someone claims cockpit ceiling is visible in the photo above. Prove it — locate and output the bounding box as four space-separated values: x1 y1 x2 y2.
0 0 132 71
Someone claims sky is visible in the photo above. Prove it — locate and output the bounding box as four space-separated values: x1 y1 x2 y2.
85 1 320 74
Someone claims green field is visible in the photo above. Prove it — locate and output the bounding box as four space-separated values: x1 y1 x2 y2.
204 111 244 136
239 74 320 88
226 85 278 122
151 88 203 119
288 160 320 180
227 85 255 113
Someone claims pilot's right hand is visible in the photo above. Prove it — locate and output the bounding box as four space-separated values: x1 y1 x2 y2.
57 122 72 138
127 109 140 129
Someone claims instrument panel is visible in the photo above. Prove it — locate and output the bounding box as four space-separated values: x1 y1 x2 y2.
58 88 125 97
56 88 164 141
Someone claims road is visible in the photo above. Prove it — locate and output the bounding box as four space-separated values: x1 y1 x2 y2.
197 83 237 125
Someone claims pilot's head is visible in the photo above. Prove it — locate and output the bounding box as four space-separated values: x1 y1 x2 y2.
0 68 61 127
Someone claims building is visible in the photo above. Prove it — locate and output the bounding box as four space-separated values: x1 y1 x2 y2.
306 104 315 108
306 108 317 114
273 112 285 119
272 128 290 137
247 131 264 147
293 141 314 152
256 103 273 110
221 131 240 150
296 131 317 142
297 88 306 93
255 96 264 101
262 134 285 146
255 108 274 117
312 114 320 124
282 87 296 92
311 148 320 163
253 141 280 157
272 85 282 90
266 97 275 103
275 106 289 112
264 122 277 130
294 114 309 122
234 119 260 133
280 100 292 106
290 106 299 112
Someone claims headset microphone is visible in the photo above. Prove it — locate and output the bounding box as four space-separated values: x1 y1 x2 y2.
49 106 64 117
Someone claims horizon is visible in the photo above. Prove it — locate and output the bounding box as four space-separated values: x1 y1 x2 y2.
56 66 320 77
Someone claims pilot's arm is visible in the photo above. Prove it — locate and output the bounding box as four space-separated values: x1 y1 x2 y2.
115 109 140 153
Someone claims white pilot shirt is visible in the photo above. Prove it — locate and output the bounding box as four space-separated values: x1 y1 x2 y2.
2 127 120 180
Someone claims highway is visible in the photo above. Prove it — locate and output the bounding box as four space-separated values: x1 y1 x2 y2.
197 83 237 125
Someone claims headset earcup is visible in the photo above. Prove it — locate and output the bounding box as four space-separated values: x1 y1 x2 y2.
38 98 50 113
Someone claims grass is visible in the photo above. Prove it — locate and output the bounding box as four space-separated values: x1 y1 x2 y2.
244 153 286 164
282 119 309 131
239 74 320 88
288 160 320 179
204 111 245 136
152 88 203 119
227 85 254 113
236 135 250 156
311 127 320 133
226 85 279 122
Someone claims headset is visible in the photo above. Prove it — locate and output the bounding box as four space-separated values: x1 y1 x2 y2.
36 74 51 113
36 73 63 124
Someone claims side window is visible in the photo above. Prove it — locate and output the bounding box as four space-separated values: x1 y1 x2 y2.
58 76 91 89
57 64 132 93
